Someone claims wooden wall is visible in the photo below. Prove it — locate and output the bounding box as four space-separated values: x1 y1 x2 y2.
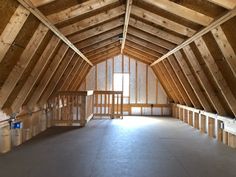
79 54 171 116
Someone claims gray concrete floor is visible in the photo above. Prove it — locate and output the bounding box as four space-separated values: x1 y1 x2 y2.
0 116 236 177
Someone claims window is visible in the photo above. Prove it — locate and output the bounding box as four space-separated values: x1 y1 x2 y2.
114 73 129 97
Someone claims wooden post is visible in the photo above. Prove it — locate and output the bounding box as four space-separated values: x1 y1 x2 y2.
208 117 215 138
200 114 206 134
189 111 193 127
228 133 236 148
111 93 115 119
80 96 86 127
194 112 199 129
217 120 223 142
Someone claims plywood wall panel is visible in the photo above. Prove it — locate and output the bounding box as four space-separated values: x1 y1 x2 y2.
129 58 136 104
97 62 106 90
107 59 113 91
147 67 156 104
137 62 146 103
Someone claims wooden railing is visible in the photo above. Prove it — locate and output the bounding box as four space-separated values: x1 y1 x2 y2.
47 91 94 126
172 104 236 149
47 90 123 126
93 91 123 119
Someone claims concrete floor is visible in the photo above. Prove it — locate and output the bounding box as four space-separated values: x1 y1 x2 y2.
0 117 236 177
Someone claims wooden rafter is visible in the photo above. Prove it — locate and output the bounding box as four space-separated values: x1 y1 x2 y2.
121 0 133 54
195 37 236 116
129 18 184 44
142 0 213 26
182 45 226 115
151 7 236 66
60 5 125 36
131 6 196 37
27 45 70 108
75 28 122 49
207 0 236 9
162 60 192 106
29 0 56 7
0 24 49 109
126 35 168 54
11 36 61 112
17 0 93 66
0 5 30 63
47 0 119 24
38 53 76 105
128 27 176 50
69 18 124 43
85 42 121 57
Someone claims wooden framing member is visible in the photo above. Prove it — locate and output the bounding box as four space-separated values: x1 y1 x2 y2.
82 37 120 54
27 44 69 108
0 5 30 63
121 0 132 53
151 8 236 66
142 0 213 26
69 62 88 90
211 26 236 78
29 0 57 7
11 36 61 112
92 51 121 65
17 0 93 66
75 28 122 49
195 37 236 116
167 56 201 108
63 60 85 91
151 66 175 101
158 63 183 104
60 5 126 36
126 35 168 54
131 6 196 37
206 0 236 9
124 47 154 64
125 41 162 58
162 60 191 106
183 45 226 115
69 18 124 43
128 18 184 44
128 27 176 50
51 56 80 96
75 65 92 90
0 24 49 108
38 52 76 105
90 47 121 62
174 51 212 112
47 0 119 24
85 42 121 58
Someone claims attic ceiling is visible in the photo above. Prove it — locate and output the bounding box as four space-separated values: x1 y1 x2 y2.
1 0 236 117
19 0 233 65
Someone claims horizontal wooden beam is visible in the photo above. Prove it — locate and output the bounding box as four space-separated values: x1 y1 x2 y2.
75 27 122 49
128 27 176 50
29 0 56 7
47 0 118 24
69 18 124 43
131 5 196 37
60 5 125 36
207 0 236 9
129 17 184 44
150 7 236 66
126 34 168 54
142 0 213 26
17 0 93 66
